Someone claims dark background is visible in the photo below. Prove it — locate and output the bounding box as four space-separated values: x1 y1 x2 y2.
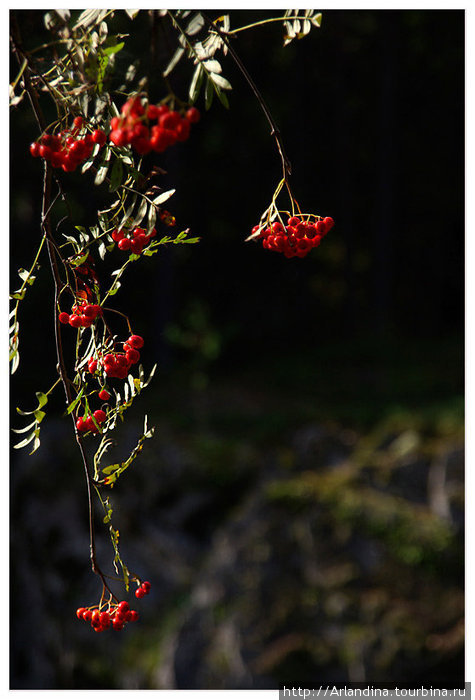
10 9 464 690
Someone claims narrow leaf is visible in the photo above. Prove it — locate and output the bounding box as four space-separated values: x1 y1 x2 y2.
209 73 232 91
189 64 204 103
185 13 204 36
164 46 185 77
109 157 123 192
153 189 175 206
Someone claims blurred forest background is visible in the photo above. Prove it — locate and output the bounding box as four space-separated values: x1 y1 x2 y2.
9 9 464 690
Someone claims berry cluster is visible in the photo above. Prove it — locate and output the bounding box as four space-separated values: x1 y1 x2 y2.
76 600 139 633
109 96 200 155
76 409 107 434
29 116 106 171
88 334 145 380
59 301 102 328
253 215 334 259
135 580 151 599
111 226 157 255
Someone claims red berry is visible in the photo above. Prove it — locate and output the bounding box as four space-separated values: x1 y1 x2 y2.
69 315 82 328
82 609 92 622
112 618 124 631
88 359 98 374
99 611 110 628
59 312 70 324
118 238 131 251
73 116 84 130
128 610 139 622
118 601 129 614
127 334 144 349
287 216 300 227
30 142 41 157
76 607 87 619
175 118 191 142
93 409 107 424
147 104 159 120
315 221 326 234
85 416 98 433
323 216 334 232
159 110 181 130
130 239 144 255
110 129 129 147
91 610 101 625
125 348 140 364
92 129 107 146
39 144 53 160
135 587 145 599
141 581 151 593
186 106 200 124
76 417 86 432
111 228 125 242
98 389 110 401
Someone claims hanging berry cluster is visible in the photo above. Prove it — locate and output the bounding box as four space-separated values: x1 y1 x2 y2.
76 580 150 632
109 96 201 155
59 301 102 328
87 334 145 381
111 226 157 255
76 409 107 434
252 215 334 259
76 600 139 633
29 116 107 171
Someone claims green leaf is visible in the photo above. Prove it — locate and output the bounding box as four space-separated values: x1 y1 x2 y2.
209 72 232 91
205 77 214 110
147 203 157 233
185 12 204 36
189 64 204 103
203 59 222 73
18 268 36 285
13 431 37 450
102 463 120 475
94 146 112 186
215 87 230 109
311 13 322 27
34 409 46 423
102 41 125 57
164 46 185 77
12 420 37 434
36 392 48 409
153 189 175 206
66 387 84 415
109 157 123 192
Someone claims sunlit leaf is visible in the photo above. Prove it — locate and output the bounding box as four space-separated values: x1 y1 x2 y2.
189 64 204 103
185 12 204 36
164 46 185 77
209 72 232 90
153 189 175 206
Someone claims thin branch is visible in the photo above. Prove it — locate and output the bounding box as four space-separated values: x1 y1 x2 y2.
10 17 111 590
201 12 292 180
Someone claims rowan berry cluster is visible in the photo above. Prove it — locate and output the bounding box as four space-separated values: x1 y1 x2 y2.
109 96 200 155
111 225 157 255
76 409 107 434
88 334 145 380
76 600 139 633
59 301 102 328
135 580 151 599
29 116 106 171
253 215 334 258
